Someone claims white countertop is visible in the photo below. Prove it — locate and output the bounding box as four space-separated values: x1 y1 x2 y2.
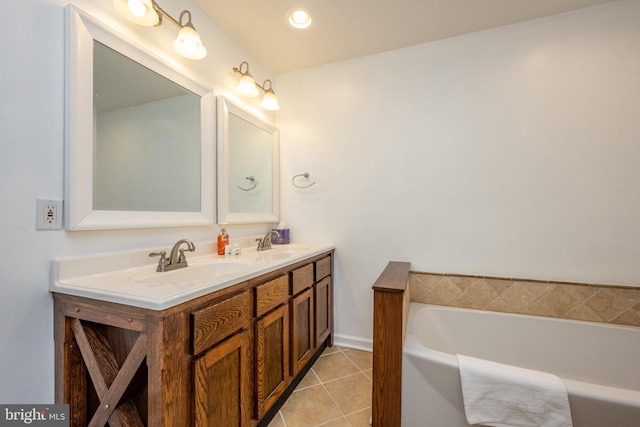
50 240 334 310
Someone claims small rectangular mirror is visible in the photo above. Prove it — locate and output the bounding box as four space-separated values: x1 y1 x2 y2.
217 96 280 224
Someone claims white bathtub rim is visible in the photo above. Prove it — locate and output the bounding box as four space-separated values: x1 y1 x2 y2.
403 304 640 409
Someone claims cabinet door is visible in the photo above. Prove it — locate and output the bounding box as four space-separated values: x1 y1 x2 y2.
314 277 332 346
290 287 314 376
194 329 252 427
255 304 290 419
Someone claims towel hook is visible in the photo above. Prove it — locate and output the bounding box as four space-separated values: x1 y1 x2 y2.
292 172 316 189
238 176 257 191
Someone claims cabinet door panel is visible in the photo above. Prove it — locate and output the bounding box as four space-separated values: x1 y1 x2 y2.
255 304 289 418
315 277 332 346
291 287 314 376
194 330 251 427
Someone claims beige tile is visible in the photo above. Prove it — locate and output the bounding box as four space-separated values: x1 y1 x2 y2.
296 367 321 390
313 352 359 382
616 288 640 307
584 289 629 321
565 304 603 322
431 277 463 304
346 408 372 427
318 418 352 426
343 349 372 371
483 296 515 313
281 385 343 427
362 368 372 381
267 412 286 427
465 279 499 308
485 278 513 295
322 346 342 355
324 372 372 415
527 282 555 299
500 282 538 312
449 276 475 291
562 284 596 303
612 302 640 327
538 286 579 316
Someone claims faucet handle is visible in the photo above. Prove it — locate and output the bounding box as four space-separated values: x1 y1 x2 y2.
149 251 168 272
178 248 190 264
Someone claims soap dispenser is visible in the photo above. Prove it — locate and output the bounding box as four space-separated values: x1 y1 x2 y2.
217 228 229 255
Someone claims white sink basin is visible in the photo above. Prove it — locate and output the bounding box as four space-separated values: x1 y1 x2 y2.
131 259 255 287
251 244 315 262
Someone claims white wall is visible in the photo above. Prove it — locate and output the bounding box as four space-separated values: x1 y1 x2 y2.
277 0 640 349
0 0 274 403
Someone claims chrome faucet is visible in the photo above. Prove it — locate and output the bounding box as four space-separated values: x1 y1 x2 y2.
255 230 280 251
149 239 196 272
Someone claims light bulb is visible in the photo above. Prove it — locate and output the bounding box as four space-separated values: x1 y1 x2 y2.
287 9 312 29
113 0 159 26
261 90 280 111
128 0 146 17
237 75 260 97
173 25 207 60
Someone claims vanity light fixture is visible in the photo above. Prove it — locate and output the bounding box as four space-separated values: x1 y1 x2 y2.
232 62 281 111
113 0 207 60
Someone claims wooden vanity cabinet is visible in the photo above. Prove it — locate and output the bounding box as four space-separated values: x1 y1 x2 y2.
290 255 334 376
53 250 333 427
254 275 290 419
192 291 253 427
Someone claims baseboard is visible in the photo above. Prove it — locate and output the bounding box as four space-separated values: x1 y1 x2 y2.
332 333 373 352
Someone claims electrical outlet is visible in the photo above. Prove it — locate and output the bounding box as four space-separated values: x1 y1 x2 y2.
36 199 63 230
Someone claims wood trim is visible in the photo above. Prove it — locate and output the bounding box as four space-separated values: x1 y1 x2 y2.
371 261 410 427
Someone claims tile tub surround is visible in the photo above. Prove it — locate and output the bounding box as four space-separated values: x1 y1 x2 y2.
409 272 640 327
268 346 373 427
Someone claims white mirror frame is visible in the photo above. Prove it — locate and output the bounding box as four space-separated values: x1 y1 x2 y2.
217 96 280 224
64 5 215 230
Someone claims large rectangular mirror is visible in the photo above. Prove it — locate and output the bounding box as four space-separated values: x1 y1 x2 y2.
65 6 214 230
217 96 280 224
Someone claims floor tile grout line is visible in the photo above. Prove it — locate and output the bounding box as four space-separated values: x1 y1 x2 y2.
318 380 354 426
273 346 373 427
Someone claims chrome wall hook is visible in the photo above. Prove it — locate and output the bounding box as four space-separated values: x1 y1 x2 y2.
292 172 316 189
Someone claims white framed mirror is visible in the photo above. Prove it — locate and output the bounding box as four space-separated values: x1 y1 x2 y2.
64 5 215 230
217 96 280 224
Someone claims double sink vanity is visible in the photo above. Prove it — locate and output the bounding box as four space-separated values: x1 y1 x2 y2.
51 239 334 426
56 6 328 426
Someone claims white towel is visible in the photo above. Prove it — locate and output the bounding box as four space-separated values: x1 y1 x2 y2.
457 354 573 427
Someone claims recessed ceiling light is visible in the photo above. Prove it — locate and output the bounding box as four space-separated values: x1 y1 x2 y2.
287 9 312 29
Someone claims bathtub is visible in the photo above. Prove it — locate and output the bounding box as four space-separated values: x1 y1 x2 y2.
402 303 640 427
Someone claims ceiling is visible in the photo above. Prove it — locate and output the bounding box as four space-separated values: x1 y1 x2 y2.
196 0 618 74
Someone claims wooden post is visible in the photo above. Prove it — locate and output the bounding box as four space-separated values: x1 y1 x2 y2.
371 261 410 427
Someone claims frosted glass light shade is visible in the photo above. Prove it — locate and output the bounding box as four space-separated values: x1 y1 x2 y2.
236 75 260 97
261 90 280 111
113 0 159 26
173 25 207 60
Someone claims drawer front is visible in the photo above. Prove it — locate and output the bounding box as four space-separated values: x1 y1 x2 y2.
291 263 314 295
315 256 331 281
191 291 252 355
256 275 289 317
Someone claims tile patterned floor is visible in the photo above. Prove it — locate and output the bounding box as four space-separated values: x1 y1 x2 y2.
268 346 373 427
